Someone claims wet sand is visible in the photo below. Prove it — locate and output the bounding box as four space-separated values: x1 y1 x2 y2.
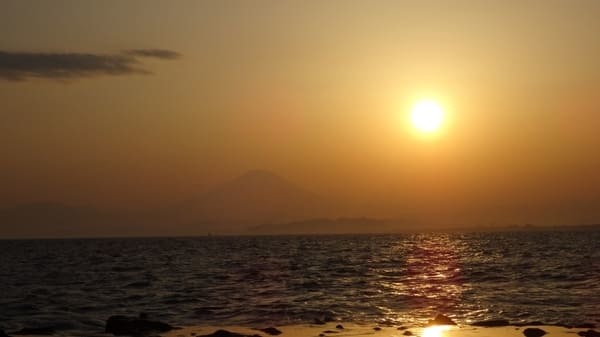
161 323 591 337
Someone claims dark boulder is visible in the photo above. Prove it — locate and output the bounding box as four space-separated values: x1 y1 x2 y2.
403 331 413 336
397 327 408 331
578 330 600 337
312 312 334 325
13 327 56 335
258 328 281 336
199 330 260 337
577 325 598 329
472 320 510 327
105 315 175 336
335 325 344 330
523 328 547 337
428 314 456 326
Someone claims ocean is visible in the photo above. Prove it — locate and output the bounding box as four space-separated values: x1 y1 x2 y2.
1 231 599 335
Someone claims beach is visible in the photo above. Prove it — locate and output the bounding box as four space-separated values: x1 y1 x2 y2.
5 314 599 337
161 323 598 337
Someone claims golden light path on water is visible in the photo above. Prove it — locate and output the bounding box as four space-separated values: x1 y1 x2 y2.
377 234 469 325
422 325 453 337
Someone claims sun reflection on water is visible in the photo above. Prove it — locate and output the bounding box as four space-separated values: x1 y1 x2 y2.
422 325 453 337
378 234 468 325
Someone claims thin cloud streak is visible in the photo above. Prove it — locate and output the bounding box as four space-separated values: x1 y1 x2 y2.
124 49 181 59
0 49 180 81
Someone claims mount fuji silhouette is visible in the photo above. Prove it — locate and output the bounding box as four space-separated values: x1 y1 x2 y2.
175 170 333 232
0 170 341 237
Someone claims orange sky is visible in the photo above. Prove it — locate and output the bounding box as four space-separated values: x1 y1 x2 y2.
1 1 600 226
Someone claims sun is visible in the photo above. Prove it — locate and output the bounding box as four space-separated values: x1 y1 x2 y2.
411 99 444 133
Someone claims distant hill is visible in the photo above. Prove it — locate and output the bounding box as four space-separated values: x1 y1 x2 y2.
0 202 122 238
175 170 334 232
0 170 341 238
247 217 402 235
1 195 598 238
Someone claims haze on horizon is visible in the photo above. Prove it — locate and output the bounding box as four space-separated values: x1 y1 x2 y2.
2 1 600 237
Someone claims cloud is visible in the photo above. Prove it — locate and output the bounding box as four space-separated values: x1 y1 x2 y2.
0 49 180 81
124 49 181 59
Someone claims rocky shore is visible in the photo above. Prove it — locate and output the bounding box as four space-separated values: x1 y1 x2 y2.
2 314 598 337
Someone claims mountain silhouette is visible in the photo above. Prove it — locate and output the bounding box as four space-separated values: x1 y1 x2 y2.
0 170 338 237
0 202 126 238
176 170 331 232
248 217 393 235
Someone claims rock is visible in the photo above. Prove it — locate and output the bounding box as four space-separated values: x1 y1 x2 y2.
259 328 281 336
199 330 260 337
319 334 325 337
335 325 344 330
577 325 598 329
428 314 457 326
403 331 413 336
397 326 408 330
312 313 334 325
373 327 381 331
472 320 510 327
578 330 600 337
105 315 175 336
523 328 547 337
13 327 56 335
321 331 338 334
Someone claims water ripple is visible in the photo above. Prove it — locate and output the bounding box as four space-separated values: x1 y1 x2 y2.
0 231 599 334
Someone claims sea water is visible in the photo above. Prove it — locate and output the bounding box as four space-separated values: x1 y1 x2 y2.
1 231 599 335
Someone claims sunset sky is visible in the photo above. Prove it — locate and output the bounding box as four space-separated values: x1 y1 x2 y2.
2 1 600 227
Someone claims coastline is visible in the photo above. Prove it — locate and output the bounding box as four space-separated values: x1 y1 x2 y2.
160 323 597 337
4 316 599 337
